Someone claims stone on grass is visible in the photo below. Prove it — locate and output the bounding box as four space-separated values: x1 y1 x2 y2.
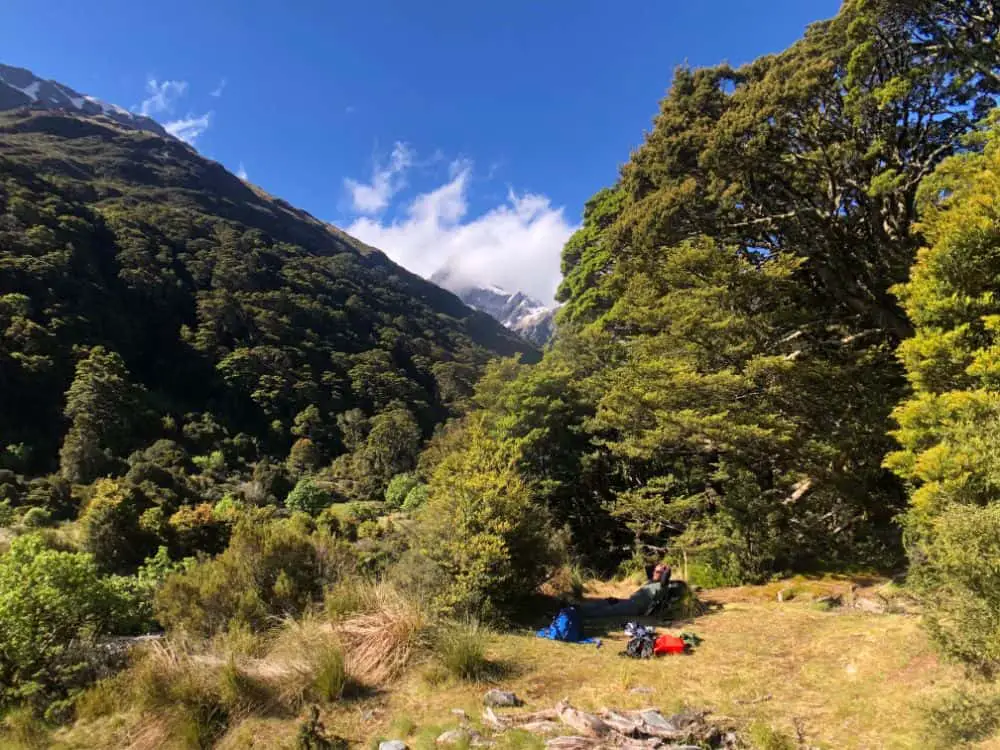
380 742 408 750
483 689 522 707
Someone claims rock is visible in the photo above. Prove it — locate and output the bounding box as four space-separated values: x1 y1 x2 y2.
853 596 888 614
437 728 491 747
484 689 522 707
380 742 408 750
629 686 655 695
451 709 469 721
436 729 469 746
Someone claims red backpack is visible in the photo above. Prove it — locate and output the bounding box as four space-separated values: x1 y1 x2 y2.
653 634 686 655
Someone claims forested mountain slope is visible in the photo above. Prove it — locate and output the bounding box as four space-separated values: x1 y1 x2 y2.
0 107 534 484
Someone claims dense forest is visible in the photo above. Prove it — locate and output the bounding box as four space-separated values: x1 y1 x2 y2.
2 0 1000 743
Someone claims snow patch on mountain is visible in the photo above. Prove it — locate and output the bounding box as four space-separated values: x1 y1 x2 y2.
431 269 557 347
0 63 169 138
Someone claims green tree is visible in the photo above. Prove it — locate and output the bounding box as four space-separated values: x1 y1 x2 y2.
412 417 556 617
0 535 136 717
285 477 334 516
885 121 1000 672
59 347 144 484
80 478 155 574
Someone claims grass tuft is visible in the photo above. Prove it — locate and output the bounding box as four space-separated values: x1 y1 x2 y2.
433 620 493 682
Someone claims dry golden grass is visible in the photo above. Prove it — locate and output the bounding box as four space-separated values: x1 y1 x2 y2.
334 582 429 686
349 595 996 750
45 580 1000 750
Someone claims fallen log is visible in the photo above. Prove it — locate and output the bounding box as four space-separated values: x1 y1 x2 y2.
556 700 612 737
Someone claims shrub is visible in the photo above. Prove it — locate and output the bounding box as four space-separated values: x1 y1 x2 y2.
0 535 140 718
913 504 1000 673
20 506 52 528
154 517 326 636
286 477 334 516
925 684 1000 745
401 483 429 512
80 478 156 574
413 417 557 617
385 473 420 509
433 620 492 682
25 475 75 520
288 438 322 476
169 502 230 556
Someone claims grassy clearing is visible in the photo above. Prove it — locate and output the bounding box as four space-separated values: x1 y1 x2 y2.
28 579 1000 749
338 589 992 750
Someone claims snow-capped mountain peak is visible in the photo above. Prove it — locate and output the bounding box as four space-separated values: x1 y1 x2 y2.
430 271 557 347
0 63 168 138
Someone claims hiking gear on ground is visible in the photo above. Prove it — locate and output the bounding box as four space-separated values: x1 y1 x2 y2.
653 634 686 655
536 606 596 643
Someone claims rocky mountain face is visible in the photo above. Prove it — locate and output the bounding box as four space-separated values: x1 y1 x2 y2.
0 63 168 137
431 271 557 346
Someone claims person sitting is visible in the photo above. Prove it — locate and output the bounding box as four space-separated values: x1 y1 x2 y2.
578 560 674 619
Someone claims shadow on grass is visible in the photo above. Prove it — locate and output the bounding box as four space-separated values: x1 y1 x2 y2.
512 585 723 641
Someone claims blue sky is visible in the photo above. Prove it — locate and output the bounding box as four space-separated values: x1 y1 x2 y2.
1 0 841 301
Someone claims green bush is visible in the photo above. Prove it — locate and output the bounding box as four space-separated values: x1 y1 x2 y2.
286 477 334 516
401 483 429 512
80 478 156 574
925 684 1000 745
20 506 52 528
154 517 328 636
0 535 141 718
385 473 420 509
913 504 1000 673
414 418 556 617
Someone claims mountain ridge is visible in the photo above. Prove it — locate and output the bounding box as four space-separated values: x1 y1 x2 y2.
0 62 169 138
430 269 557 346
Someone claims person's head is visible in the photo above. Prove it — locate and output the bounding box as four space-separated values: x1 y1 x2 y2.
653 562 671 583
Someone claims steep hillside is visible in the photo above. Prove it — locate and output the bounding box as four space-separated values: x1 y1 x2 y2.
0 106 534 480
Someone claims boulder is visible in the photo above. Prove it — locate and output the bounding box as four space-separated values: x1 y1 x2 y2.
484 689 522 707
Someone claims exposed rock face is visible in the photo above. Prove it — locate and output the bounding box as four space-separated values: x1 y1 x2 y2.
431 271 558 347
0 63 169 137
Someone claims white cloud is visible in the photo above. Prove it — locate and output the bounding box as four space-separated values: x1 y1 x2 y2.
343 142 413 214
236 162 248 180
165 113 212 144
345 161 576 304
139 79 187 116
210 78 227 97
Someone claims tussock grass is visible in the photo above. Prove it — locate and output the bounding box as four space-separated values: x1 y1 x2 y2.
333 583 428 686
432 620 494 682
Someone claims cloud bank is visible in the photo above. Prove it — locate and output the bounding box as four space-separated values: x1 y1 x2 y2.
345 153 575 304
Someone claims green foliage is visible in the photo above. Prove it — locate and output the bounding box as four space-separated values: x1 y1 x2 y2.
286 477 334 516
924 683 1000 746
401 482 429 512
20 506 51 528
79 478 156 574
885 123 1000 672
432 620 493 682
0 535 140 717
58 347 146 484
154 517 345 636
413 417 557 617
385 472 420 509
